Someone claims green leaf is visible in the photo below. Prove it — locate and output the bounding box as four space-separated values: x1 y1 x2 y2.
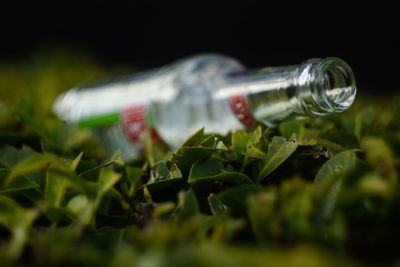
0 195 38 260
145 162 184 200
279 120 318 145
45 171 69 207
108 150 125 166
188 159 253 185
126 166 143 185
341 108 375 141
360 137 396 190
145 179 185 201
0 168 40 193
314 150 357 184
175 188 200 223
231 130 250 157
171 146 220 177
150 161 170 181
189 159 223 178
279 120 302 140
125 166 143 196
248 126 263 145
0 145 36 168
148 161 183 184
314 138 346 155
153 202 175 220
169 163 183 179
45 206 75 223
258 136 298 182
314 150 357 219
67 194 97 229
97 168 122 199
180 127 205 147
0 195 23 228
5 153 70 186
218 185 263 216
243 126 267 160
199 135 218 148
45 153 83 208
70 152 84 172
208 193 228 215
247 188 278 243
67 194 90 215
360 137 393 167
85 226 125 250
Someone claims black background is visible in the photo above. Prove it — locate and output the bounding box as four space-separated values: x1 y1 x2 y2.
1 1 399 93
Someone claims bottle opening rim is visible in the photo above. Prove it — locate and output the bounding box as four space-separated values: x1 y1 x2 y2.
312 57 357 113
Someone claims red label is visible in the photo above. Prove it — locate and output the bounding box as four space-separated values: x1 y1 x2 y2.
230 94 256 128
121 104 148 143
121 104 167 147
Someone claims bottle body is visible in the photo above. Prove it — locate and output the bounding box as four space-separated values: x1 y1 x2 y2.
54 54 247 159
53 54 356 160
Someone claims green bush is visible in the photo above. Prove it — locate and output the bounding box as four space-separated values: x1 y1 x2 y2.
1 52 400 266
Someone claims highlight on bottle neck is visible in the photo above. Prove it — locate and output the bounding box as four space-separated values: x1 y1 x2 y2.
293 57 357 117
217 57 357 128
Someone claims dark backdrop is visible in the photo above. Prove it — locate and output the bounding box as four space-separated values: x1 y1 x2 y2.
1 1 399 92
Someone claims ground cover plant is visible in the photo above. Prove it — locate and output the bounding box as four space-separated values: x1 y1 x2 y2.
1 52 400 266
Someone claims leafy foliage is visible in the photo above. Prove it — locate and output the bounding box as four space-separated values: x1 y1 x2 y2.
1 52 400 266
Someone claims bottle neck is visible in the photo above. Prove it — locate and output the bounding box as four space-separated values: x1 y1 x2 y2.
215 57 356 127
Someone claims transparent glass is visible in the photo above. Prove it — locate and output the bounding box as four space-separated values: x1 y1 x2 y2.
215 57 356 127
53 54 356 160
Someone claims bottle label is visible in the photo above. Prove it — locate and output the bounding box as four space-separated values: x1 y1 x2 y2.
230 94 256 128
121 104 148 143
121 104 166 146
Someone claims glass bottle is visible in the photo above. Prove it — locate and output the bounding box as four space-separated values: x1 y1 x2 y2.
53 54 356 160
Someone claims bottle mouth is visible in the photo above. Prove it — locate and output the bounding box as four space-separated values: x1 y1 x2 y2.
310 57 357 114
